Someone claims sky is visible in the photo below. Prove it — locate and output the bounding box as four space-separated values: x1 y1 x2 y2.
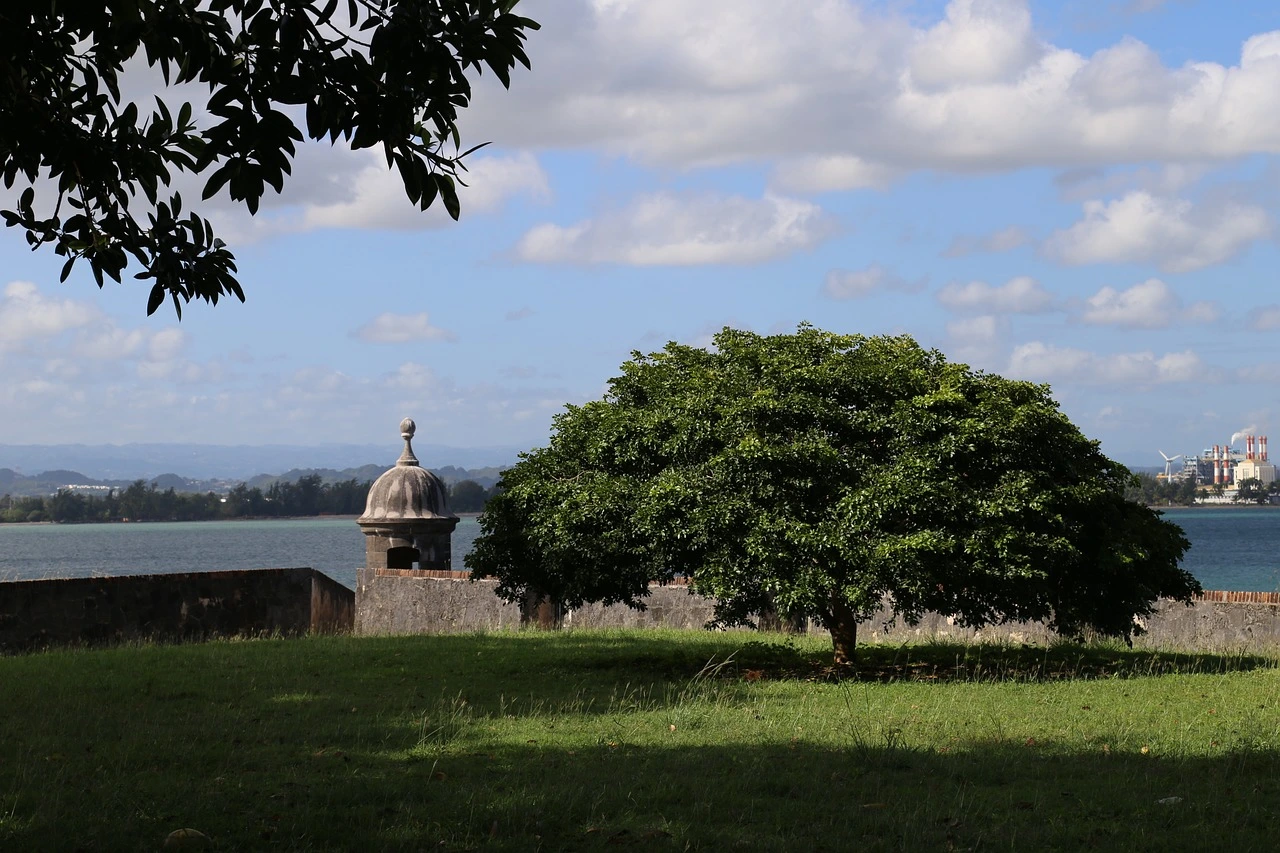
4 0 1280 467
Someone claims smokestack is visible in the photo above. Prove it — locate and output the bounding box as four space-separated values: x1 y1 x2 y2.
1214 455 1221 484
1247 436 1253 460
1265 436 1269 462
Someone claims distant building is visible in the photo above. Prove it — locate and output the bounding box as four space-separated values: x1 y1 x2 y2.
1235 458 1277 485
1231 434 1274 485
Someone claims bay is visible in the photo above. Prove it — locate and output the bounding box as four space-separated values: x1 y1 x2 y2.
1156 508 1280 593
0 517 480 591
0 508 1278 593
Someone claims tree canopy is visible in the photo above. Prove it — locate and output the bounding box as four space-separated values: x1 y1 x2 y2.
467 326 1200 664
1234 477 1269 505
0 0 538 316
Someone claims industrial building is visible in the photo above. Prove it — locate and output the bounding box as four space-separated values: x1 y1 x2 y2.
1161 435 1276 488
1234 435 1277 485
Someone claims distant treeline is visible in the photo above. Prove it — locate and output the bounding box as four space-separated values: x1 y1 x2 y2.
1124 473 1200 506
0 475 498 524
1124 471 1280 506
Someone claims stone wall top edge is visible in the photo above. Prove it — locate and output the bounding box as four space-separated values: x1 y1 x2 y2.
0 567 320 588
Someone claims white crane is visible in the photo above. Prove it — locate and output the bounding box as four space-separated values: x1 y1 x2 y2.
1158 450 1183 480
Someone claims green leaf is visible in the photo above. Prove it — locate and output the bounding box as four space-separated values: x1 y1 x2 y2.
437 174 460 220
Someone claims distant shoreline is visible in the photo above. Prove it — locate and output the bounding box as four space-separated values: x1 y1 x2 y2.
0 512 483 528
1153 504 1280 510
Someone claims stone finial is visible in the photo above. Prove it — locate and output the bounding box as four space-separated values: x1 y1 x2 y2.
396 418 419 467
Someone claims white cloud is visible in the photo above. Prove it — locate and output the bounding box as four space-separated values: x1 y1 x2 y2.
515 192 835 265
73 326 149 361
1081 281 1171 327
1183 301 1222 323
947 315 1003 344
1008 341 1207 385
1250 305 1280 331
0 281 99 351
147 328 187 362
191 151 549 244
353 313 457 343
464 0 1280 178
908 0 1041 92
300 152 549 232
823 265 925 300
943 225 1031 257
0 282 206 380
770 156 900 193
1079 278 1218 328
937 275 1054 313
0 281 234 437
1053 163 1208 203
1068 37 1177 111
1044 191 1270 272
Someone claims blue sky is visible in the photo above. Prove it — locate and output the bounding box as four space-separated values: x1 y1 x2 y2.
4 0 1280 466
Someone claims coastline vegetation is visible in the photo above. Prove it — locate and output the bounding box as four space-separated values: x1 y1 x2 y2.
1125 472 1279 507
0 475 496 524
1 630 1277 851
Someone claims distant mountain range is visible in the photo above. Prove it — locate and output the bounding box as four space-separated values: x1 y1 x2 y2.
0 444 516 498
0 463 507 498
0 443 1166 498
0 443 521 481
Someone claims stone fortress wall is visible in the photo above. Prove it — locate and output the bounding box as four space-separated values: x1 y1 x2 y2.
2 566 1274 653
355 569 1280 654
0 567 353 653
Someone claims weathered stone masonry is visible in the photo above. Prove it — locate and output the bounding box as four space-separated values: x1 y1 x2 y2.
0 567 353 653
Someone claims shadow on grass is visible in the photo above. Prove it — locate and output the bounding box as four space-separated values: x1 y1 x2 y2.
731 638 1280 683
456 631 1279 684
5 737 1278 851
2 632 1279 851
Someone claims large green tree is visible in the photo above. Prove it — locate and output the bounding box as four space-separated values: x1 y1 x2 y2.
1 0 537 316
468 326 1199 664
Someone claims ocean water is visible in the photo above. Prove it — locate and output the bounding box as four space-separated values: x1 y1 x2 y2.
0 508 1277 593
0 517 481 591
1157 508 1280 593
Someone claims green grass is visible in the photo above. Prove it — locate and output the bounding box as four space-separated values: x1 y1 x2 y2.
1 631 1278 851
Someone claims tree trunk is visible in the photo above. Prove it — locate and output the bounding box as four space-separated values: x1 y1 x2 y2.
826 594 859 667
520 590 563 629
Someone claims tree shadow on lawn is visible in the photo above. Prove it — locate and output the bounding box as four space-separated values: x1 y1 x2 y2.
3 633 1279 851
764 639 1280 683
456 631 1279 684
6 736 1278 851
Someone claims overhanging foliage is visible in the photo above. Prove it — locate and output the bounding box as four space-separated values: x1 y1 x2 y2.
0 0 537 315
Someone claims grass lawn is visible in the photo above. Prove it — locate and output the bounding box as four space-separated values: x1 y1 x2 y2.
1 630 1278 851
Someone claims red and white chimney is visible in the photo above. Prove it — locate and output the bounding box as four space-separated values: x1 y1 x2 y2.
1247 436 1254 461
1264 436 1269 462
